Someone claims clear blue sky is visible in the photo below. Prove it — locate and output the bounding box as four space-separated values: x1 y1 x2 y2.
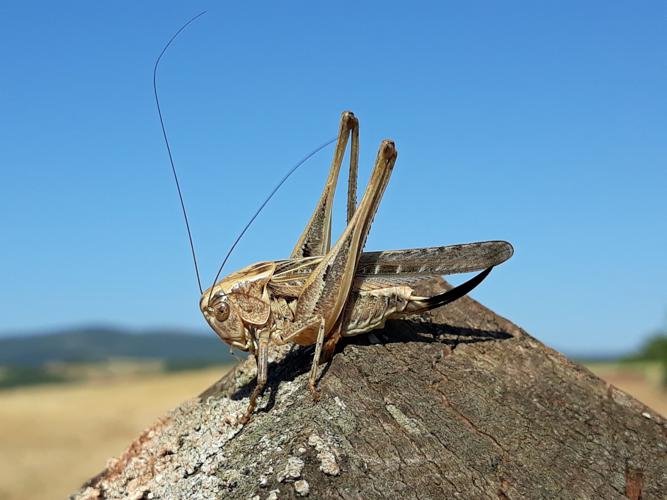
1 2 665 356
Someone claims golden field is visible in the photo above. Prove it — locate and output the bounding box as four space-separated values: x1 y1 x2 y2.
0 362 664 500
0 366 231 500
586 361 667 416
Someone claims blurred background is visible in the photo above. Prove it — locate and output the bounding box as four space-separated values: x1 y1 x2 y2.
1 2 665 498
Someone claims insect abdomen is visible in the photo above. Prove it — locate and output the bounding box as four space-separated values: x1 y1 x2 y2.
342 286 413 336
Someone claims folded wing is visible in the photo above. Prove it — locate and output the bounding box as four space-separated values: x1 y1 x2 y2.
356 240 513 277
270 241 513 298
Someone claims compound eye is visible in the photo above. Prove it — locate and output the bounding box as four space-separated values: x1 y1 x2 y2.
214 300 230 322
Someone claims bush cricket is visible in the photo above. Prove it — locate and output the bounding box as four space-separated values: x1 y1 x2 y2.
154 16 513 425
201 112 512 423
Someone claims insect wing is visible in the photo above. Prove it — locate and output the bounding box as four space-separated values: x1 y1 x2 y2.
356 241 513 277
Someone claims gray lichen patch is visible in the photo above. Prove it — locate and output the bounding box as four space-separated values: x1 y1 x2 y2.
308 433 340 476
266 488 280 500
73 393 250 499
384 400 423 436
277 457 304 483
293 479 310 496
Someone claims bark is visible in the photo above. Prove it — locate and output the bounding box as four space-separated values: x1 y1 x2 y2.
73 278 666 500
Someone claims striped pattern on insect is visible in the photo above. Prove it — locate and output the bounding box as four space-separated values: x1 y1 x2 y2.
198 112 512 423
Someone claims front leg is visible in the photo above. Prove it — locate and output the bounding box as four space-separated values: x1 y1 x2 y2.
240 329 270 424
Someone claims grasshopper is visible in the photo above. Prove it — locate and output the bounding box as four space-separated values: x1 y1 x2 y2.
198 112 513 423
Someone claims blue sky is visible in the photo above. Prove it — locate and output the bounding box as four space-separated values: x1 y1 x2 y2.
1 2 665 355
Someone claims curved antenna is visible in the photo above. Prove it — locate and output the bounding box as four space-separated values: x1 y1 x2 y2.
208 136 337 303
153 11 207 294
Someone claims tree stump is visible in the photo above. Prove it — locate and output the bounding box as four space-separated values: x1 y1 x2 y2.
72 278 666 499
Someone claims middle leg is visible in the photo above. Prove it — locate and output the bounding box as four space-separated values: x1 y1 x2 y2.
308 316 327 400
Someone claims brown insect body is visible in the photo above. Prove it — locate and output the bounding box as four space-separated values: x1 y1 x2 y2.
200 112 513 423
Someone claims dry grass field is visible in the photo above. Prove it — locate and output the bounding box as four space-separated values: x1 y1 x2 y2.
0 366 231 500
586 361 667 417
0 361 664 500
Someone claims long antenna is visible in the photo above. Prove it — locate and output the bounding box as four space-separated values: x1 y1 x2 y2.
207 136 337 303
153 11 207 294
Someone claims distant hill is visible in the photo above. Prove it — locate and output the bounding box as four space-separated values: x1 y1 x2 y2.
0 326 236 366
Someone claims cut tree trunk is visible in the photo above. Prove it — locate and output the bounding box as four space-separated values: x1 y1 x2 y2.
72 278 666 499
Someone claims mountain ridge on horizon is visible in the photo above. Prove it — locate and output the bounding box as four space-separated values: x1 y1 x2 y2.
0 323 211 339
0 326 233 367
